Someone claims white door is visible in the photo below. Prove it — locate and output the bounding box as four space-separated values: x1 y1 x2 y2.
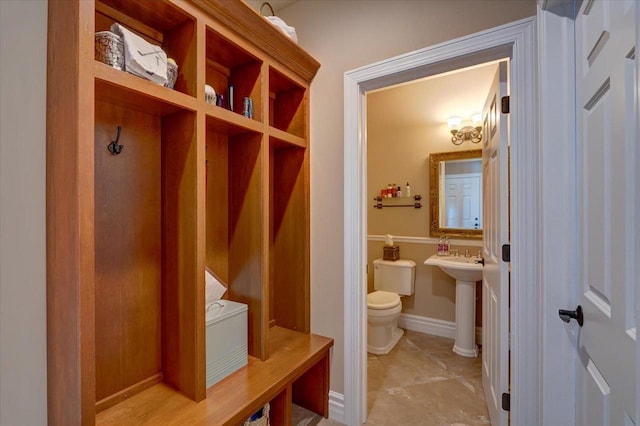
574 1 637 424
444 174 482 229
481 61 509 426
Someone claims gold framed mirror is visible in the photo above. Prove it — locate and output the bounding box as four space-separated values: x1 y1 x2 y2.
429 149 482 239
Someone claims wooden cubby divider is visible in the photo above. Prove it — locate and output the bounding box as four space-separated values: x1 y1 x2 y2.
48 0 329 424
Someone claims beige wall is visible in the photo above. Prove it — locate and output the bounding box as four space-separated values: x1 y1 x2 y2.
366 68 495 238
0 0 48 424
279 0 536 395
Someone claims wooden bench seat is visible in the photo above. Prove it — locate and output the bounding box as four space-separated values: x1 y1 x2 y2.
96 327 333 426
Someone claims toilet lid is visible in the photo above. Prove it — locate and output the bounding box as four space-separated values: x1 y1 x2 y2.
367 291 400 310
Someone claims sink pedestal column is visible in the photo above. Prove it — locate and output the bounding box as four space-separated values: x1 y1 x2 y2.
453 279 478 357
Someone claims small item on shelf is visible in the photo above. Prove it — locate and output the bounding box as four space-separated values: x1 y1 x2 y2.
205 84 216 104
216 94 225 108
228 84 235 111
110 23 168 86
443 236 450 256
405 181 411 197
397 185 402 197
165 58 178 89
260 2 298 42
242 97 253 118
95 31 124 70
244 403 270 426
438 234 445 256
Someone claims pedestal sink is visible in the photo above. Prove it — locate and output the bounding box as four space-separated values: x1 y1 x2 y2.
425 254 483 357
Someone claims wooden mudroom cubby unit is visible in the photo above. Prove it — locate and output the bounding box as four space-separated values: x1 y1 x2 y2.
47 0 329 424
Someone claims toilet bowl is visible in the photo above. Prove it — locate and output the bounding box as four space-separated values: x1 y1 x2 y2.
367 259 415 355
367 290 403 355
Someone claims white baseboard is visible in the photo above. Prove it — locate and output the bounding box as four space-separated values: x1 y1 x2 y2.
328 391 345 424
398 313 483 345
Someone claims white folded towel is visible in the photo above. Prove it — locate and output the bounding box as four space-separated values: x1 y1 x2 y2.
110 23 167 86
266 16 298 42
205 269 227 306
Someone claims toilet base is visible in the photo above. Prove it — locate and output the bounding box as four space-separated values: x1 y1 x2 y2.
367 327 404 355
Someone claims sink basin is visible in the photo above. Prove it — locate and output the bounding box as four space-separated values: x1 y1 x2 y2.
425 254 483 282
424 254 483 357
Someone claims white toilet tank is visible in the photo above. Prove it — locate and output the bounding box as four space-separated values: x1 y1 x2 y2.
373 259 416 296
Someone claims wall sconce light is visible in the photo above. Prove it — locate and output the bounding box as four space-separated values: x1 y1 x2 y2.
447 113 482 145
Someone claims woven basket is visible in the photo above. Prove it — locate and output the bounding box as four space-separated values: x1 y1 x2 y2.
244 403 270 426
95 31 124 70
164 60 178 89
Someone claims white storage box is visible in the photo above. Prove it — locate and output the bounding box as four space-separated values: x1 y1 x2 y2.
206 300 248 387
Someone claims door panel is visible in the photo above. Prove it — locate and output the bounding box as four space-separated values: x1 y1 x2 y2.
444 174 481 228
575 1 637 424
481 61 509 426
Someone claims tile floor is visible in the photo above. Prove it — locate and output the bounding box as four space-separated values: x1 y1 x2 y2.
316 330 489 426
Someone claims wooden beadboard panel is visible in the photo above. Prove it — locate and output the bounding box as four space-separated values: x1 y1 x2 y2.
94 101 163 404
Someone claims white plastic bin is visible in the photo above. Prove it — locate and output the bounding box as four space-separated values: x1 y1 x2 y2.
205 300 248 387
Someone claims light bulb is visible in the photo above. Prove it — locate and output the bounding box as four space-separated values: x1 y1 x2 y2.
447 116 462 131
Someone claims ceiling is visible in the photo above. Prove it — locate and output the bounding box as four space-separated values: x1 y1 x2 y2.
368 61 501 128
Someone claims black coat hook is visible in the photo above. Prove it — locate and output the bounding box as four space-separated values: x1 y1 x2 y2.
108 125 124 155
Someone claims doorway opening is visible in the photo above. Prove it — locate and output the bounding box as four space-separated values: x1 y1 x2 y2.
344 18 539 425
364 60 503 424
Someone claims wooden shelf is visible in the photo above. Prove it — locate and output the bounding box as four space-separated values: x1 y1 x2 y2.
204 102 264 135
269 126 306 148
95 328 333 426
94 61 197 115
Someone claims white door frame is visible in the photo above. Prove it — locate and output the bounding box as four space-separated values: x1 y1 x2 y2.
343 18 540 425
536 4 579 424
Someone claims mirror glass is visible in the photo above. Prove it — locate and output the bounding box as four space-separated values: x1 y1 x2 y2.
429 149 482 239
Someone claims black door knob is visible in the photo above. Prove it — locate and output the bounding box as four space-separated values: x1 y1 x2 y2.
558 305 583 327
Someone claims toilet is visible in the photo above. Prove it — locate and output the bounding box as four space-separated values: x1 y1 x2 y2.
367 258 416 355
